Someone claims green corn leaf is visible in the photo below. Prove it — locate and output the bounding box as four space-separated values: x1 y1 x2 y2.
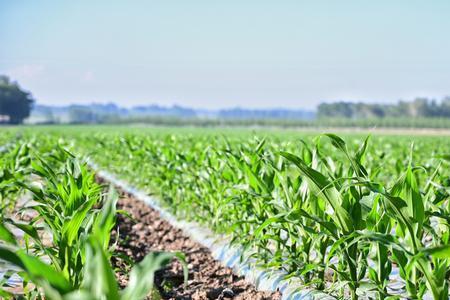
0 246 25 269
405 166 424 225
0 222 17 245
435 154 450 162
0 246 72 294
121 251 185 300
82 238 120 300
92 187 118 249
62 199 95 246
280 151 353 233
5 219 41 243
253 215 285 237
244 164 269 194
420 244 450 259
325 134 368 178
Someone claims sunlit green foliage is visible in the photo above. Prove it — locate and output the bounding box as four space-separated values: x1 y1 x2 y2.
1 126 450 299
55 127 450 299
0 137 186 299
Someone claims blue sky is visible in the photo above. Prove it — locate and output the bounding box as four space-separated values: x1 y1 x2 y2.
1 1 449 109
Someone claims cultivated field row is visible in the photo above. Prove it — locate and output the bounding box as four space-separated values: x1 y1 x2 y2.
1 128 450 299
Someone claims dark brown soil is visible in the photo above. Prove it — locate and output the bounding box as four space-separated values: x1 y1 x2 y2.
111 190 281 300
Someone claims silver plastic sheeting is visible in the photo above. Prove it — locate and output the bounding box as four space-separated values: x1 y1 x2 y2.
87 160 335 300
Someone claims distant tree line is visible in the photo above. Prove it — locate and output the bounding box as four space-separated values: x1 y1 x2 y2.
3 72 450 128
317 97 450 119
95 114 450 129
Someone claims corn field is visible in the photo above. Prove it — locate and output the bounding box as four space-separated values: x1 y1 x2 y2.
0 131 185 299
1 126 450 299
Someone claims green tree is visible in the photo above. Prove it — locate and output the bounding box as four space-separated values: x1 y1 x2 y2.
0 75 34 124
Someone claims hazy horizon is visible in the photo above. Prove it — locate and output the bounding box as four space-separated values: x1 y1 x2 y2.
1 1 450 109
32 97 450 112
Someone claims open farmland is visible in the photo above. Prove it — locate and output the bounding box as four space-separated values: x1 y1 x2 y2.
1 126 450 299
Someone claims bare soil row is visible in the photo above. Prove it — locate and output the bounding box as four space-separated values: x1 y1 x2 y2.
111 188 281 300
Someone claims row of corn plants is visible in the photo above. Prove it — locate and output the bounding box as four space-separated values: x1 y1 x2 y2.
42 128 450 300
0 135 185 299
2 128 450 299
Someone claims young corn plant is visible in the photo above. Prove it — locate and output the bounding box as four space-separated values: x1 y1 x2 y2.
0 142 32 215
6 128 450 299
0 145 187 299
10 148 104 288
0 220 186 300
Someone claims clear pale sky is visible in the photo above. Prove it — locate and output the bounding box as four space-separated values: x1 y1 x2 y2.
1 1 449 109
